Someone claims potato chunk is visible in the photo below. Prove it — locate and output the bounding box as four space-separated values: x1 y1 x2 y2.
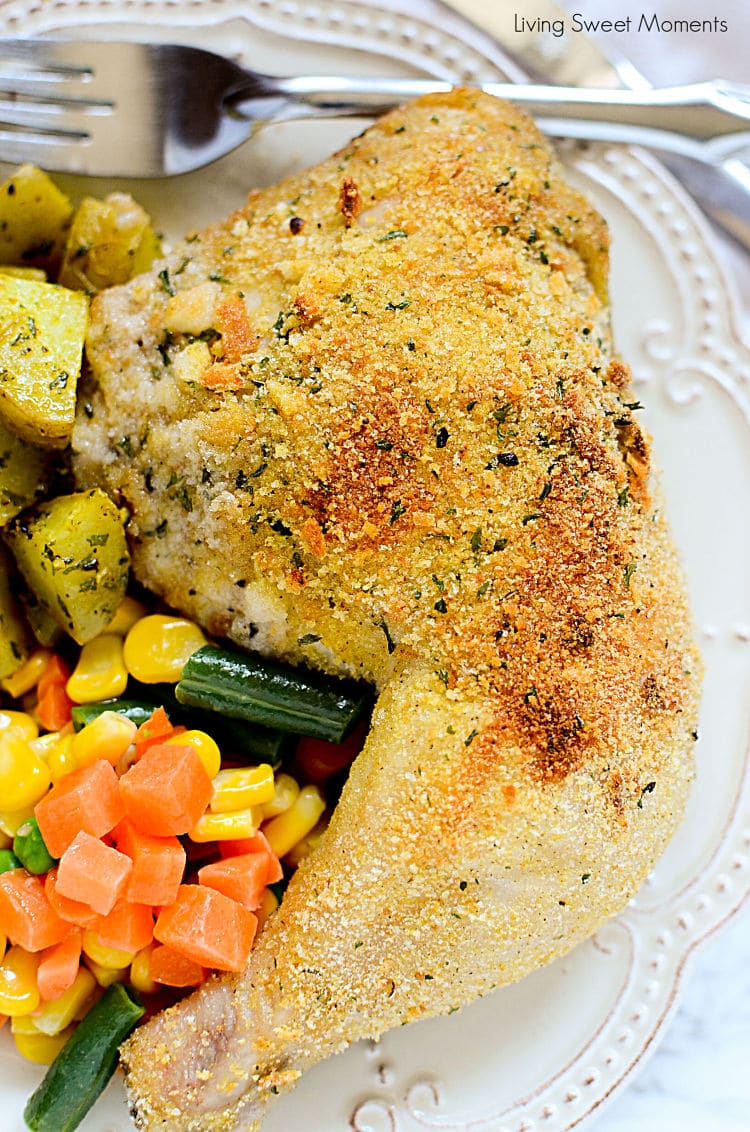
0 164 73 273
0 544 33 678
0 275 88 447
19 587 64 649
0 266 47 282
4 489 130 644
59 193 161 293
0 417 51 524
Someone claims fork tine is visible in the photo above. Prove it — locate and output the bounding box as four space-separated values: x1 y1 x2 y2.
0 133 90 175
0 39 112 148
0 37 92 69
0 47 109 113
0 106 106 140
0 96 112 136
0 118 88 142
0 42 92 90
0 84 111 108
0 60 91 82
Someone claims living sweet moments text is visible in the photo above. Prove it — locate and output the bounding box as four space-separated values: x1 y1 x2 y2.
512 13 729 37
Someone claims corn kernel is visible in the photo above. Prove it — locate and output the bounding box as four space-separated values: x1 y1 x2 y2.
284 814 328 868
83 955 128 988
0 711 39 742
71 711 136 769
129 947 158 995
260 773 300 819
44 734 77 783
13 1022 75 1064
10 1012 40 1035
0 946 40 1016
29 731 62 757
0 649 52 699
32 967 96 1035
66 634 128 704
82 930 137 971
210 764 275 813
263 785 326 859
74 984 103 1021
108 596 148 636
122 615 206 683
188 806 262 843
0 806 37 839
254 886 279 932
0 732 51 811
165 729 221 779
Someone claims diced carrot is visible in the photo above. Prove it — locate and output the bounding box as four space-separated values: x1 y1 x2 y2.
56 831 133 916
119 743 213 836
219 830 283 884
113 819 186 906
0 1014 6 1029
198 854 269 911
294 723 366 783
149 944 206 987
44 869 100 929
0 870 70 951
36 655 70 699
91 897 154 953
35 759 125 858
133 707 180 758
154 885 257 972
36 684 74 732
37 928 82 1001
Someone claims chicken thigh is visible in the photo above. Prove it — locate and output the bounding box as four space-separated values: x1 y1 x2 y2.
73 89 700 1131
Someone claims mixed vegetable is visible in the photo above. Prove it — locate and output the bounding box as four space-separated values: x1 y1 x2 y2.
0 604 368 1119
0 162 370 1128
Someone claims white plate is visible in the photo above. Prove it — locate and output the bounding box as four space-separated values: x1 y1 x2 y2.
2 2 750 1131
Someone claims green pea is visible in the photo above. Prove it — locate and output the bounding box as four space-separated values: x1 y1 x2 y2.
0 848 22 874
13 816 56 875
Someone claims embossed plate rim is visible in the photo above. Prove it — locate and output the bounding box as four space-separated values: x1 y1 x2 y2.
0 3 748 1131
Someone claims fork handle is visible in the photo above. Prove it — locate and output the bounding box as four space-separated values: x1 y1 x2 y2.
230 76 750 161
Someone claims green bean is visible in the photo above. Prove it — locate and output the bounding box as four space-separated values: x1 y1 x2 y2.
176 644 371 743
24 982 144 1132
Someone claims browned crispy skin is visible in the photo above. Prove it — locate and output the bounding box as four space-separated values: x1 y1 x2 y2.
73 90 700 1130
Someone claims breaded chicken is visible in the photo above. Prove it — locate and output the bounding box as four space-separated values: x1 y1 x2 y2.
72 90 700 1131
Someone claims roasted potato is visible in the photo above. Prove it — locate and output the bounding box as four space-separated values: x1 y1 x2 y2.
0 266 47 282
4 489 130 644
0 417 52 525
18 586 64 649
0 164 73 273
58 192 161 293
0 274 88 447
0 543 33 679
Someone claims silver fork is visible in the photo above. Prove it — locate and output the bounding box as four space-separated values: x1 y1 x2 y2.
1 38 750 178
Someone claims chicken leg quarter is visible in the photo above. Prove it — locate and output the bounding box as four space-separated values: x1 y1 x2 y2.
72 90 700 1130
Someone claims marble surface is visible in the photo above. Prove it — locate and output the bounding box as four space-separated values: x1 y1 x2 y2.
558 3 750 1129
